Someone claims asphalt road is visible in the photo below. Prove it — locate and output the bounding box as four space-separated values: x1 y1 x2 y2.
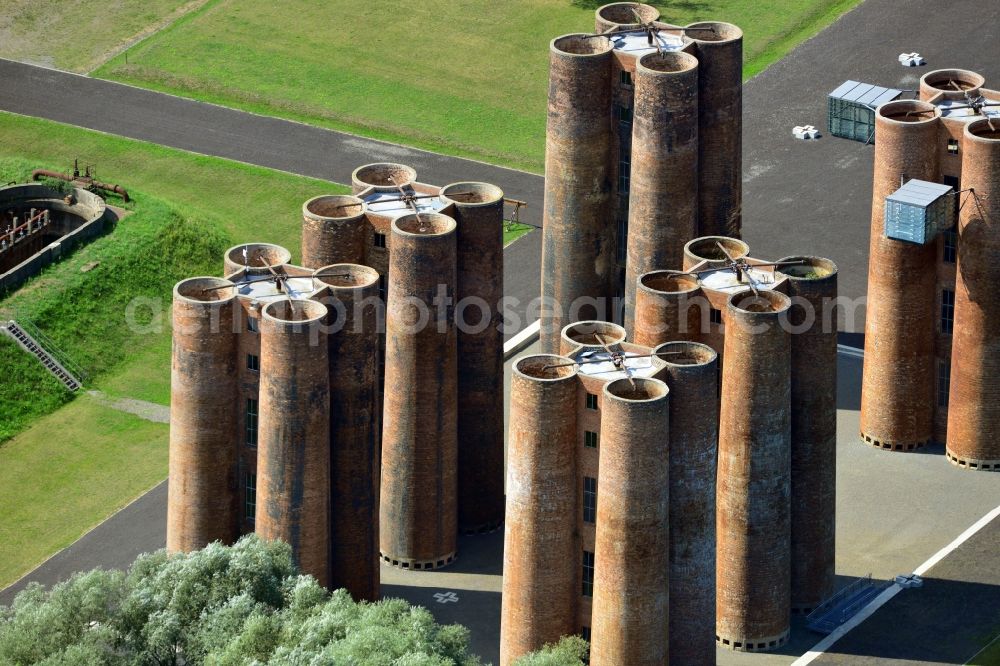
813 516 1000 665
0 0 996 337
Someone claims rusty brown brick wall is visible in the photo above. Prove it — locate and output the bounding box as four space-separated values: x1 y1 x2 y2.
167 277 240 553
223 242 291 277
655 341 718 664
501 355 580 666
623 52 700 334
256 299 330 587
778 257 838 611
633 271 704 347
590 377 670 666
717 290 791 652
687 22 743 239
301 195 367 270
234 299 261 535
947 120 1000 470
314 264 381 600
541 35 615 352
860 101 940 451
380 213 459 568
594 2 658 32
441 183 507 533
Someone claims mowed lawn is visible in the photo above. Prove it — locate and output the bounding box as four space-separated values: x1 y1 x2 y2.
95 0 861 171
0 397 168 590
0 0 207 73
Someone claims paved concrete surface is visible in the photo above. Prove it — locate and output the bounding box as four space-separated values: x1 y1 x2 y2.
813 518 1000 665
1 0 996 338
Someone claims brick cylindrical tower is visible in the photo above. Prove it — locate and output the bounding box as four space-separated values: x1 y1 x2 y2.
654 341 718 665
778 256 839 610
591 377 670 666
594 2 658 33
350 162 417 195
947 120 1000 471
540 34 614 353
501 355 580 666
380 212 459 569
223 242 291 277
624 51 699 335
633 271 704 348
717 289 792 652
441 182 506 534
315 264 381 600
686 21 743 239
559 320 627 357
918 69 985 102
167 277 240 553
682 235 749 272
860 100 941 452
301 195 367 270
256 298 330 587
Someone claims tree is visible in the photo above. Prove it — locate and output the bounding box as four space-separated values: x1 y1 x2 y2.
515 636 589 666
0 536 481 665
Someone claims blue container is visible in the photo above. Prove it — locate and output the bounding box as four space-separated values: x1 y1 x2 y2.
884 179 956 244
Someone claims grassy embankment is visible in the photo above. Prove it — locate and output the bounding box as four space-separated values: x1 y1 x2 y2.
0 113 349 588
95 0 862 172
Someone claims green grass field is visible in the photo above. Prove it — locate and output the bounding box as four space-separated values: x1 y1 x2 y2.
94 0 861 171
0 397 169 590
0 0 204 73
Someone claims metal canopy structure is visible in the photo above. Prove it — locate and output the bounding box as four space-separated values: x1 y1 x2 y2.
827 80 903 143
884 179 955 244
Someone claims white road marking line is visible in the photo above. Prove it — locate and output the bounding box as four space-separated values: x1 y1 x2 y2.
792 503 1000 665
837 343 864 359
503 319 540 360
965 630 1000 665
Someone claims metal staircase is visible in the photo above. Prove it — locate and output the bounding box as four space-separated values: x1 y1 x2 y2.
806 574 890 634
1 319 85 391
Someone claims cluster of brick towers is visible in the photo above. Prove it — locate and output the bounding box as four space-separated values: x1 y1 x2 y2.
499 2 844 663
860 68 1000 470
165 6 1000 666
167 164 506 600
504 238 839 663
540 2 743 349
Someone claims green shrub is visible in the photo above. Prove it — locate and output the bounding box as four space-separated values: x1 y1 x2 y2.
0 536 482 665
0 158 231 442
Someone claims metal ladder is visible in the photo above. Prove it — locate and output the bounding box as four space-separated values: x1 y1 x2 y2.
1 320 83 391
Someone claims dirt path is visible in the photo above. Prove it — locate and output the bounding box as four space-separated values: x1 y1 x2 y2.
87 390 169 424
